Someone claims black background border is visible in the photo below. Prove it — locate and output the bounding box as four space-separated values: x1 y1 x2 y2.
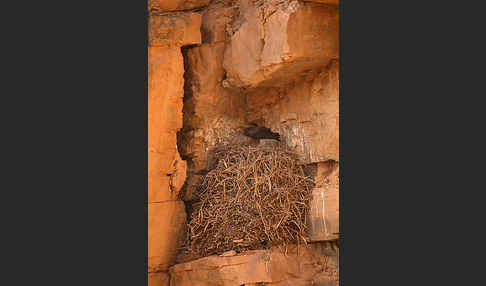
1 0 483 284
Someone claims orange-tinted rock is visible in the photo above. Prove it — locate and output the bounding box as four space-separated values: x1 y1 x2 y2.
222 4 264 87
308 165 339 241
149 12 202 47
148 45 193 273
148 272 170 286
246 60 339 163
148 47 183 150
303 0 339 5
201 6 234 44
169 244 338 286
149 0 210 12
178 17 249 199
223 1 338 88
148 201 187 272
314 160 338 186
148 47 187 202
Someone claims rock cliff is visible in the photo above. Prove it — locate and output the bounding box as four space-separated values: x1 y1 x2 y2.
148 1 339 285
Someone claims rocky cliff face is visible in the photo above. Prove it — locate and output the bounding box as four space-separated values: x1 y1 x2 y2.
148 5 204 282
148 1 339 285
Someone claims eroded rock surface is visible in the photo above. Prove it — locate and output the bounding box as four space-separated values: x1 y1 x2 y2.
309 164 339 241
148 7 202 285
169 244 339 286
303 0 339 5
149 0 211 12
149 201 187 272
149 271 170 286
148 47 188 203
223 0 339 88
246 60 339 163
149 12 202 47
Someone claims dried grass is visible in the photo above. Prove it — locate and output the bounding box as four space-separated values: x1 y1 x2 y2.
185 144 314 259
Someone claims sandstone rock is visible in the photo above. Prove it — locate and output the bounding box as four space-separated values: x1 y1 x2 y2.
149 0 210 12
149 151 187 202
222 4 264 87
223 1 338 88
148 272 170 286
314 160 338 187
148 201 187 272
303 0 339 5
149 12 202 47
148 45 191 273
148 47 187 202
308 165 339 241
201 6 235 44
246 60 339 163
169 244 338 286
219 250 237 257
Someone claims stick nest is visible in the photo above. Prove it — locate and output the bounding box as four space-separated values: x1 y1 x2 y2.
186 144 314 258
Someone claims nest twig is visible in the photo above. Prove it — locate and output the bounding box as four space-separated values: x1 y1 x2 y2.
185 144 314 259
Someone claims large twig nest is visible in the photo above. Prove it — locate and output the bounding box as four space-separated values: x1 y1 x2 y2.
187 144 314 258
